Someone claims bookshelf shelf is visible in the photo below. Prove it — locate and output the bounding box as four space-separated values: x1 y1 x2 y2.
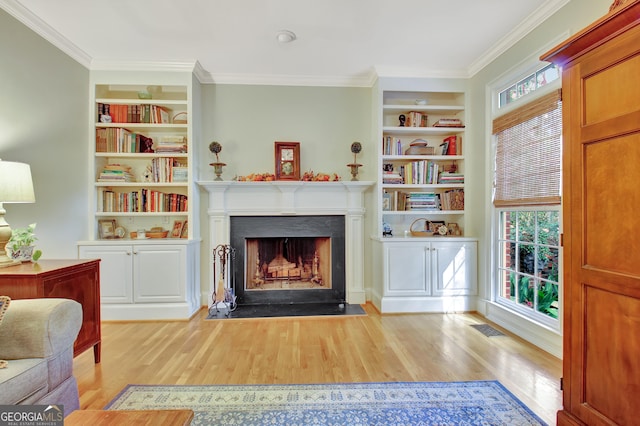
94 182 188 188
382 126 464 136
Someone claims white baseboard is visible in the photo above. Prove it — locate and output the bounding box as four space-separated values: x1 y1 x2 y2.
101 303 199 321
480 300 562 358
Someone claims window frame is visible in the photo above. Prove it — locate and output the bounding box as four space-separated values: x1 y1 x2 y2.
489 64 563 332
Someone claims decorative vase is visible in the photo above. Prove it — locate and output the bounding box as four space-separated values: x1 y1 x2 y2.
210 162 226 181
10 245 34 262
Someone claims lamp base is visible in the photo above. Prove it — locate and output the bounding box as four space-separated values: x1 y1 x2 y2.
0 256 19 269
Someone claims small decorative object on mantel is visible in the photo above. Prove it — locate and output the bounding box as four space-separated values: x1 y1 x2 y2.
235 172 276 182
347 141 363 181
302 170 341 181
209 141 226 181
274 141 301 180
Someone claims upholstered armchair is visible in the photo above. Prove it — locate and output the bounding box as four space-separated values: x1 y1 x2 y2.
0 298 82 415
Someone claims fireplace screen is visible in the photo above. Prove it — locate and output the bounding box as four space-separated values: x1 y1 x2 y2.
245 237 331 290
230 215 345 305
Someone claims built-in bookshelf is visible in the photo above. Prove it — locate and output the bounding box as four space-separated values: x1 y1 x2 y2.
79 69 201 321
90 81 194 238
370 81 477 314
378 89 467 237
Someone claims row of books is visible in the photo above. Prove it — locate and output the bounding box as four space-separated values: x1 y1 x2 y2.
150 158 188 183
383 135 462 156
403 111 428 127
97 103 172 124
383 191 439 211
383 166 465 185
383 136 403 155
101 189 188 213
382 190 465 211
96 128 153 153
440 189 465 210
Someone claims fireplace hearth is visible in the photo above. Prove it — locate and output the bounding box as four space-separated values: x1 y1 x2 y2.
230 215 345 306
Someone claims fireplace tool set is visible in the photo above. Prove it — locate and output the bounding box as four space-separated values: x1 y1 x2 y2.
209 244 237 317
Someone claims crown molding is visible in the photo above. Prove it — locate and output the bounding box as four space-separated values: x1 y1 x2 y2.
466 0 570 77
374 66 469 80
206 71 377 87
0 0 91 68
90 59 197 72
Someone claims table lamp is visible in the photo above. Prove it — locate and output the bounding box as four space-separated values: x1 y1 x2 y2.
0 160 35 268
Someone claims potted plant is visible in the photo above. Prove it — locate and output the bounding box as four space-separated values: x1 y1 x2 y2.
7 223 42 262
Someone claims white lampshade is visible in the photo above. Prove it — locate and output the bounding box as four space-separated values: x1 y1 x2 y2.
0 160 35 203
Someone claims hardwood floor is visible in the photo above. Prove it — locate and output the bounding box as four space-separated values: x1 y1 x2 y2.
74 303 562 424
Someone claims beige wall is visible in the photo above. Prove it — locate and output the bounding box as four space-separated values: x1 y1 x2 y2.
0 8 89 259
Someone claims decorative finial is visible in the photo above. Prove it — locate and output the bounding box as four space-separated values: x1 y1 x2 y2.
209 141 222 162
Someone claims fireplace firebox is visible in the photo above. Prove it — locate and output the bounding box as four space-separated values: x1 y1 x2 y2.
230 215 345 305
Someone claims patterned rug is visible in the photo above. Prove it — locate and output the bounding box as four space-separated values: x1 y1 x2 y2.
105 381 546 425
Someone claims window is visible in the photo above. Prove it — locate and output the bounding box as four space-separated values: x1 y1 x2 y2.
498 210 560 322
492 86 562 328
498 63 560 108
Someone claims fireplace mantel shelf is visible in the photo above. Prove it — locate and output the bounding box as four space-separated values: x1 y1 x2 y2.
197 180 374 191
197 180 374 216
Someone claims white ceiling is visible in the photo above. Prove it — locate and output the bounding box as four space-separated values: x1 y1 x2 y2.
2 0 571 86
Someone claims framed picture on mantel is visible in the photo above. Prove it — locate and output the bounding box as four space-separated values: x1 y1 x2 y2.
274 141 300 180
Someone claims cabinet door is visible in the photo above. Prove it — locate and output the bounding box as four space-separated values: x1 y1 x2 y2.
432 241 477 296
134 245 186 303
385 243 430 295
79 245 133 304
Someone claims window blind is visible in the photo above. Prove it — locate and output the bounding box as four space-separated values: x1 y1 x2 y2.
493 89 562 207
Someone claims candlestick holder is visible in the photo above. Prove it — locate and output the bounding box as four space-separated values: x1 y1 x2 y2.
210 162 226 181
347 141 363 181
209 141 225 181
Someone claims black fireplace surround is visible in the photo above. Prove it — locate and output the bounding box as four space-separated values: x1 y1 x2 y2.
230 215 346 305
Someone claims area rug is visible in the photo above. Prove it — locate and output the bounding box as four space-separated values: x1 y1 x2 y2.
105 381 546 425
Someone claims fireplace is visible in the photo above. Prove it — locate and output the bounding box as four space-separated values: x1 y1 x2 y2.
231 215 345 305
197 181 373 306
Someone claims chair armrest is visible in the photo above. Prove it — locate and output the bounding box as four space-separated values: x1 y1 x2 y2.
0 298 82 360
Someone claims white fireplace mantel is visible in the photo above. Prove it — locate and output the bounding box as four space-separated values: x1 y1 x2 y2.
197 181 374 304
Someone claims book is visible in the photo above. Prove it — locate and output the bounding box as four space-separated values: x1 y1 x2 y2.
433 118 464 127
442 135 462 155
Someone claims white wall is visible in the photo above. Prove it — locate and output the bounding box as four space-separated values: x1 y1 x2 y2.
197 84 374 302
467 0 612 358
0 8 89 259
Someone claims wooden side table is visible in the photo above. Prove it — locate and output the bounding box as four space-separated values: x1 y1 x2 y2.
0 259 101 363
65 409 194 425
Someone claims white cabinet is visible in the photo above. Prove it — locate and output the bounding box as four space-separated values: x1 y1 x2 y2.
374 239 477 313
79 240 200 320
